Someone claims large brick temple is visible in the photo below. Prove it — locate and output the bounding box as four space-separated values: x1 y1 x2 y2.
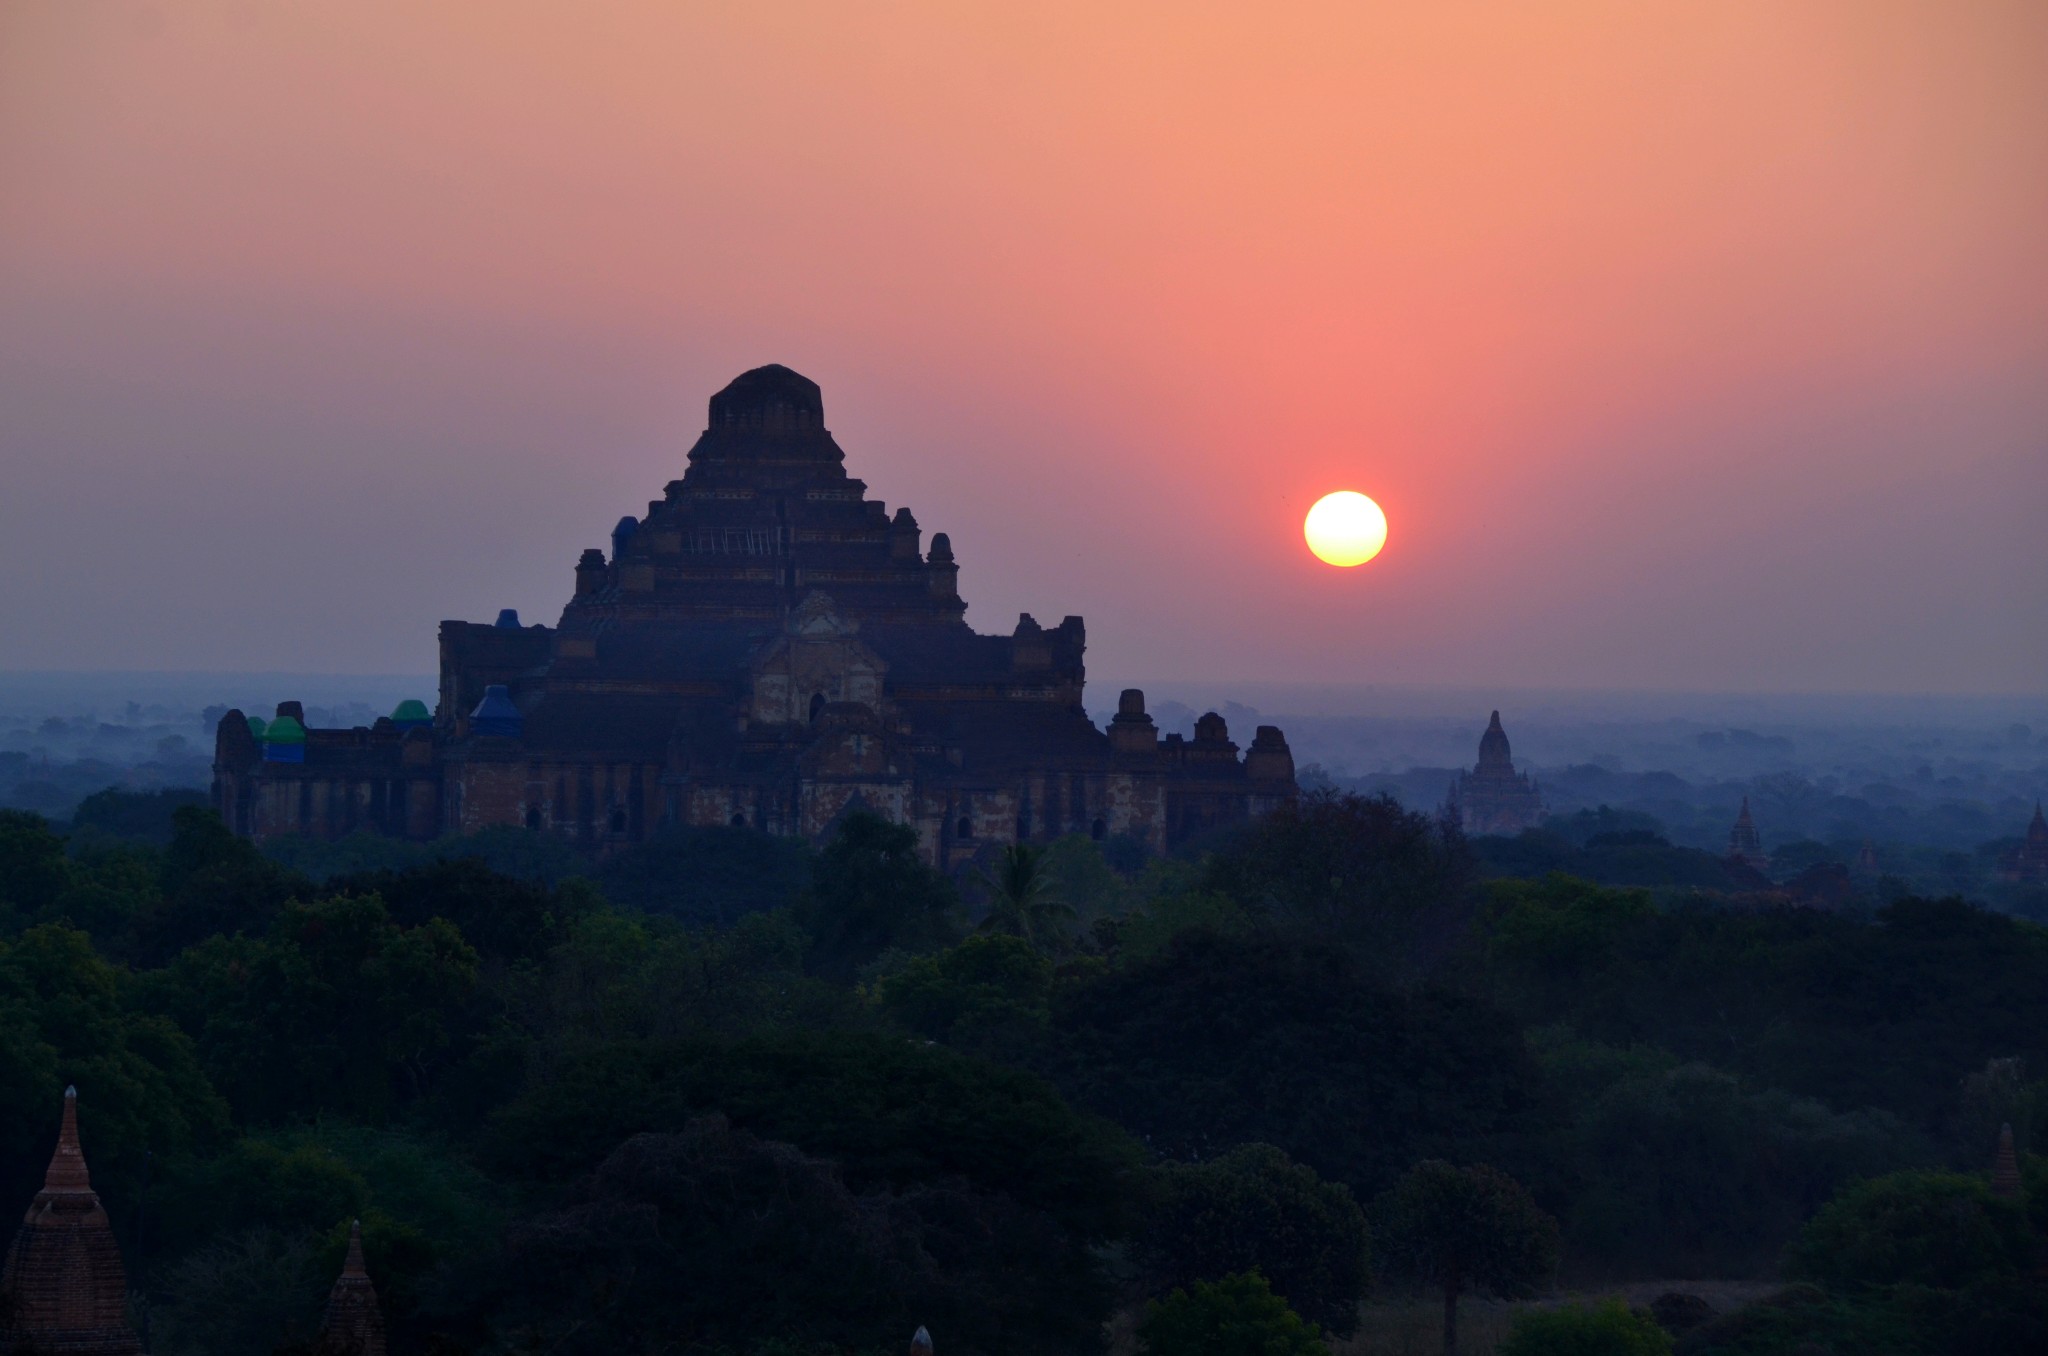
214 365 1296 866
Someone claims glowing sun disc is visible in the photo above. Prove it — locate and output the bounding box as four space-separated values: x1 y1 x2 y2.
1304 491 1388 567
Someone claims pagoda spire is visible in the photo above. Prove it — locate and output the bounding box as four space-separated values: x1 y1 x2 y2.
2005 803 2048 883
1449 709 1544 836
343 1219 367 1277
318 1221 387 1356
44 1084 92 1193
0 1088 141 1356
1727 796 1768 871
1992 1123 2023 1200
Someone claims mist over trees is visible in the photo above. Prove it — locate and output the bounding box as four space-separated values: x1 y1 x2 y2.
11 676 2042 917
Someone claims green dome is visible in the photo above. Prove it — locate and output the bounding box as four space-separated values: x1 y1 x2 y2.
245 715 268 737
264 715 306 743
392 699 431 722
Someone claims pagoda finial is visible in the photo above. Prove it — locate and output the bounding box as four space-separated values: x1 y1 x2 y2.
911 1327 933 1356
343 1219 367 1277
1993 1123 2022 1199
43 1084 92 1193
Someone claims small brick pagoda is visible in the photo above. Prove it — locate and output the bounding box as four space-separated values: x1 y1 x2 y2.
0 1089 141 1356
318 1222 387 1356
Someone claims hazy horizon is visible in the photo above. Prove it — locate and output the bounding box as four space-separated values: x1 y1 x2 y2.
3 2 2043 693
4 668 2046 710
6 668 2041 867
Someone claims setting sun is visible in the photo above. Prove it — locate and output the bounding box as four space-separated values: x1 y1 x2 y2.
1304 491 1388 567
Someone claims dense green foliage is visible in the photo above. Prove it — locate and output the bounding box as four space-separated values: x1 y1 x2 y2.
1134 1144 1370 1334
796 811 960 975
1479 875 2048 1137
485 1116 1107 1356
144 892 481 1123
877 932 1053 1054
590 823 811 925
1044 930 1539 1192
1499 1301 1671 1356
484 1028 1138 1238
5 788 2048 1356
1528 1036 1922 1275
1137 1272 1330 1356
66 788 212 846
1202 790 1474 975
1787 1171 2032 1290
0 921 226 1209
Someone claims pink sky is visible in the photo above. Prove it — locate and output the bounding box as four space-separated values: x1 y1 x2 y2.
2 1 2043 692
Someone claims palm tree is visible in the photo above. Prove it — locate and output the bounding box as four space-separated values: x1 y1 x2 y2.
973 843 1076 949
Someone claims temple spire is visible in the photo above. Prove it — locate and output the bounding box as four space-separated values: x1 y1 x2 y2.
1 1088 141 1356
1992 1123 2022 1200
911 1327 934 1356
319 1220 388 1356
1448 709 1544 836
1727 796 1768 871
43 1084 91 1193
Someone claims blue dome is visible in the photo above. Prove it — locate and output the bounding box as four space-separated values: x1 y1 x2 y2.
612 516 639 559
494 609 522 629
469 684 524 739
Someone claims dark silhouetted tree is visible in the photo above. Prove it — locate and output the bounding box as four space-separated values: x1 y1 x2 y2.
1136 1143 1370 1334
1374 1160 1558 1356
796 811 958 975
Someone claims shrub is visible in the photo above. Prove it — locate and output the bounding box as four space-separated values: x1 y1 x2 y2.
1788 1171 2032 1289
1499 1300 1672 1356
1138 1272 1329 1356
1137 1143 1369 1334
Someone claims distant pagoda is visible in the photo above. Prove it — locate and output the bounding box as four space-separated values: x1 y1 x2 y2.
0 1088 142 1356
2003 804 2048 885
1992 1123 2023 1200
1726 797 1769 873
318 1221 387 1356
1446 711 1545 836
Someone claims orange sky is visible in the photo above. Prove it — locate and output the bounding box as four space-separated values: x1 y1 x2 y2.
2 1 2043 692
